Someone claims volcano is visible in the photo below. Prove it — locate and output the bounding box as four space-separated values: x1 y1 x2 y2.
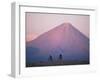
26 23 89 67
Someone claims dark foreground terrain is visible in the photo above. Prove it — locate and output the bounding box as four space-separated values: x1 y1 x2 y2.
26 60 89 67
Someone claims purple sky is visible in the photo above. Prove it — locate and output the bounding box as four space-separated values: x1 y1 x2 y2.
26 12 89 41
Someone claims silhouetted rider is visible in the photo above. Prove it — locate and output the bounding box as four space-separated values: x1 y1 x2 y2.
48 55 53 61
59 54 63 60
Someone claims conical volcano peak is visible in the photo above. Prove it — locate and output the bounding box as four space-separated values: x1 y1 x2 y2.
56 22 73 30
60 22 72 27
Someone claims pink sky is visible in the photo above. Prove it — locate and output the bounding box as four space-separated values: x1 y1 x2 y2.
26 13 89 42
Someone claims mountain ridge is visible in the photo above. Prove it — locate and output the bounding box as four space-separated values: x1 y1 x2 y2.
27 22 89 45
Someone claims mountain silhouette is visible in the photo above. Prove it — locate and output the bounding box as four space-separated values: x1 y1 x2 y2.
26 22 89 67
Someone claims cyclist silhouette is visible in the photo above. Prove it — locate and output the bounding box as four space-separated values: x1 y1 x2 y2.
48 55 53 61
59 54 63 60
